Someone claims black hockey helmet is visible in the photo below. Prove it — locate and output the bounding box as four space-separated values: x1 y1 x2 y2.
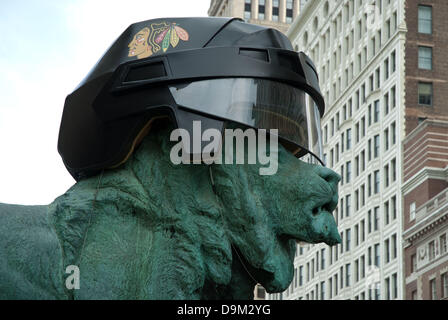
58 17 325 181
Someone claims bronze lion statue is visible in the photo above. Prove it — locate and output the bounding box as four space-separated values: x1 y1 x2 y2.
0 122 341 299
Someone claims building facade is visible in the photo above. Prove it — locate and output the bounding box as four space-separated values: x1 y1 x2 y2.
208 0 301 34
271 0 448 300
402 120 448 300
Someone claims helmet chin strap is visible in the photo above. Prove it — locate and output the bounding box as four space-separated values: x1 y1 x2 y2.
208 165 261 288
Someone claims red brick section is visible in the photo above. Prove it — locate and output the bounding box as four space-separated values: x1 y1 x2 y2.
403 178 447 230
405 260 448 299
404 0 448 135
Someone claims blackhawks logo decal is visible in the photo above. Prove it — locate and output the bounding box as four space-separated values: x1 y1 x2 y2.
128 22 190 59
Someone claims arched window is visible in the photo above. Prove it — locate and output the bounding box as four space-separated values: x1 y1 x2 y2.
313 17 319 33
324 1 330 17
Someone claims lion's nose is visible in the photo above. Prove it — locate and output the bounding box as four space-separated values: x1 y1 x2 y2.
314 166 341 188
313 166 340 212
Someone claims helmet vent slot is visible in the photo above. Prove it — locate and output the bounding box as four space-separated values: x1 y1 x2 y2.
239 48 269 62
124 61 167 83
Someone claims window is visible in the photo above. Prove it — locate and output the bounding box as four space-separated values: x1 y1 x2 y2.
361 255 365 278
391 50 396 73
410 202 416 221
361 220 365 242
384 201 390 225
411 254 417 273
375 67 380 89
386 19 391 39
374 243 380 267
347 128 352 150
361 117 366 137
384 128 389 151
385 239 390 263
346 263 351 286
244 0 252 20
392 195 397 220
311 259 315 278
391 121 396 144
430 279 437 300
320 281 325 300
355 156 359 177
418 46 433 70
392 234 397 259
429 240 435 261
336 113 340 130
418 5 432 34
346 161 351 183
346 195 351 217
356 90 360 110
374 171 380 194
356 123 360 143
334 274 338 296
321 248 325 269
392 273 398 299
368 174 372 196
391 158 396 182
442 273 448 299
306 262 310 281
361 184 365 205
355 189 359 211
384 164 389 187
385 277 390 299
384 93 389 115
340 266 344 289
390 86 397 109
374 206 379 230
299 266 303 286
349 98 353 117
346 229 351 252
286 0 293 23
361 83 366 103
374 135 380 158
384 58 389 80
441 234 447 254
361 150 365 171
272 0 279 22
374 100 380 122
258 0 265 20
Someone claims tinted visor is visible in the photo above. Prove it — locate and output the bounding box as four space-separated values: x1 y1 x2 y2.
169 78 324 164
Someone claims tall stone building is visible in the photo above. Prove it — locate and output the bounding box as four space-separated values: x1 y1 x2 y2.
208 0 301 34
273 0 448 300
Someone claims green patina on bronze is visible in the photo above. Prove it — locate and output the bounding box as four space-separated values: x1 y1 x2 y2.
0 122 341 299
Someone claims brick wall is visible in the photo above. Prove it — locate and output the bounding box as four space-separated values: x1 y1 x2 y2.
404 0 448 135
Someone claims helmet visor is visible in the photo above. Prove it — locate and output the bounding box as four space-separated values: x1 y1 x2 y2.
169 78 324 164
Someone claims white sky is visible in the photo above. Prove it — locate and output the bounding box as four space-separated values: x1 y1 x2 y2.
0 0 211 205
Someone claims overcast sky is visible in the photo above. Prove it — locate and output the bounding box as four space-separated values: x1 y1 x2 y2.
0 0 210 205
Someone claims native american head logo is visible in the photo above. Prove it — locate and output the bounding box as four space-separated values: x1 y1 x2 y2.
128 22 190 59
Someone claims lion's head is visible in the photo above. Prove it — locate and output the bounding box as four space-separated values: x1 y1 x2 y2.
52 120 341 299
